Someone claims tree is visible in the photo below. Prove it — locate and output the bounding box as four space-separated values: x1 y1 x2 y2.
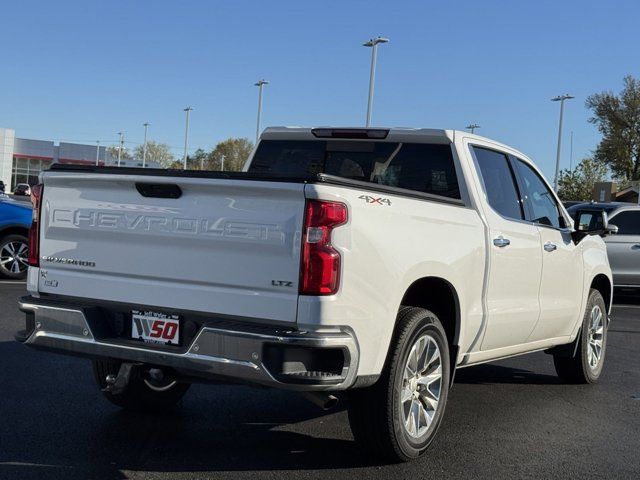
189 149 208 170
557 157 609 201
106 145 132 161
204 138 254 171
586 75 640 181
132 141 175 168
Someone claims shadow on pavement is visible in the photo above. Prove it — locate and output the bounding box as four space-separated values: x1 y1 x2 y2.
454 363 561 385
0 340 383 479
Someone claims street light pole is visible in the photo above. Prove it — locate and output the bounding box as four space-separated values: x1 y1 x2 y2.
551 94 574 191
142 122 149 168
363 36 389 127
466 124 480 134
183 107 193 169
254 80 269 143
117 132 124 167
95 140 100 166
569 131 574 171
221 154 225 171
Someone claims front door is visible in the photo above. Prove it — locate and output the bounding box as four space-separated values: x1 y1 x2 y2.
511 157 584 340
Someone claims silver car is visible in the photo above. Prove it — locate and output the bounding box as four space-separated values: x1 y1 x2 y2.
568 202 640 288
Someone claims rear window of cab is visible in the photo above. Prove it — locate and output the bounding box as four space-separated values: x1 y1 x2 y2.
249 140 461 199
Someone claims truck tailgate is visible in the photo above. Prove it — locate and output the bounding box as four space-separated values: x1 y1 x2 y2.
37 172 305 323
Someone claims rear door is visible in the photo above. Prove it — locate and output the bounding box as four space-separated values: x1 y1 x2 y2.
512 158 584 341
38 172 306 323
470 146 543 351
604 209 640 286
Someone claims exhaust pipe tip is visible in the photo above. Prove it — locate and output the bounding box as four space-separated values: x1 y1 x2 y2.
302 392 339 410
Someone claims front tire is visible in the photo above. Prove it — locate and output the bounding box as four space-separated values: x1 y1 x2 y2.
93 359 190 412
0 234 29 279
348 307 450 462
553 288 607 384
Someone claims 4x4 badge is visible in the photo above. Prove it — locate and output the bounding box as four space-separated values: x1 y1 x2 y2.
358 195 392 206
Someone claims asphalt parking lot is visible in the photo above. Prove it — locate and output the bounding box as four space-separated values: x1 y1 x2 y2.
0 282 638 480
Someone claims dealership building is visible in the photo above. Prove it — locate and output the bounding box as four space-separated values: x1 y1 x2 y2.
0 127 154 191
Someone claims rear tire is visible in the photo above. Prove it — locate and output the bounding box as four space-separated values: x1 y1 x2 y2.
553 288 607 384
348 306 450 462
93 359 190 412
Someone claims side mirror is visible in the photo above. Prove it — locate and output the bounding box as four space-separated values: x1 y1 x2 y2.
573 209 617 238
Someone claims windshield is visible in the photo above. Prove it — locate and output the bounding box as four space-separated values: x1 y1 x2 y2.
249 140 461 199
566 203 620 215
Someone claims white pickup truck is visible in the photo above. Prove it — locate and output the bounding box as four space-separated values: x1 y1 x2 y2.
17 127 614 462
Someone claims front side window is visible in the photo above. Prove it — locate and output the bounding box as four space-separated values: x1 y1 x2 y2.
609 211 640 235
249 140 461 199
514 160 563 229
472 147 523 220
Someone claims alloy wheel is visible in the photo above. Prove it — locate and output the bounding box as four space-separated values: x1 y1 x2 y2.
587 305 604 369
0 240 28 275
401 333 443 438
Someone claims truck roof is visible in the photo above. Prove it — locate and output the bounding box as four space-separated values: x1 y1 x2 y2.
260 127 530 162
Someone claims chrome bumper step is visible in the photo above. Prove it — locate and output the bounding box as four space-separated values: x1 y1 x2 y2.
18 297 359 391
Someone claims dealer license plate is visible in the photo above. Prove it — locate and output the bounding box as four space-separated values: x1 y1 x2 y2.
131 310 180 345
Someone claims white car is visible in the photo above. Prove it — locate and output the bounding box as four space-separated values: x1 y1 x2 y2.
17 127 613 462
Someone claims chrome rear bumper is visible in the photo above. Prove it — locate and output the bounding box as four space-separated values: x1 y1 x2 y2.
18 298 359 391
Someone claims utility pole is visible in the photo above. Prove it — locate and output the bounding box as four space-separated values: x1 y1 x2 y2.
221 154 225 171
254 80 269 143
183 107 193 169
551 94 574 191
117 132 124 167
142 122 149 168
466 124 480 134
363 36 389 127
95 140 100 166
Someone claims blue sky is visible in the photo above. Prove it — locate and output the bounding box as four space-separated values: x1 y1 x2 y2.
1 0 639 177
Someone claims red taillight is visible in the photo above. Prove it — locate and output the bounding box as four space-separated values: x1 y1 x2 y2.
28 184 43 267
300 200 347 295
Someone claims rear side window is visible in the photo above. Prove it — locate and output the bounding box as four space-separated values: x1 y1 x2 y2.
249 140 461 199
472 147 523 220
609 211 640 235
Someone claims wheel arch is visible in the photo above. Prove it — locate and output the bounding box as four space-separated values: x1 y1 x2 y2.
397 276 461 382
0 224 30 240
590 273 612 314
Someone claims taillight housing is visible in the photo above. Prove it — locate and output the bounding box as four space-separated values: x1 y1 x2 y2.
28 184 43 267
300 200 347 295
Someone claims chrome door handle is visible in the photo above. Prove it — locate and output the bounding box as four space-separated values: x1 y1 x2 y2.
493 236 511 248
544 242 557 252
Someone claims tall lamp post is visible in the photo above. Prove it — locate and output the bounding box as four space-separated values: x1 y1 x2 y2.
466 123 480 134
142 122 150 168
363 36 389 127
117 132 124 167
551 94 574 191
183 107 193 169
254 80 269 143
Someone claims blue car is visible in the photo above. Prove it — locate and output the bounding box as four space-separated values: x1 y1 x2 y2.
0 193 32 279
